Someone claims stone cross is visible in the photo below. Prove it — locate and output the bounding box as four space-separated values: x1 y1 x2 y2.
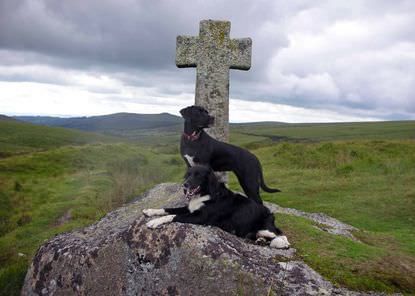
176 20 252 142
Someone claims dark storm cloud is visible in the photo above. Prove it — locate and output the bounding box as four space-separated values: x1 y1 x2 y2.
0 0 287 70
0 0 175 69
0 0 414 120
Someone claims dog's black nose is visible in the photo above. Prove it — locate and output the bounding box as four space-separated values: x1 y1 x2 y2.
182 182 190 189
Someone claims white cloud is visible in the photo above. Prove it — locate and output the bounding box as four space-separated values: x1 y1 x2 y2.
0 80 381 123
0 0 414 121
262 2 415 116
0 80 193 117
229 99 379 123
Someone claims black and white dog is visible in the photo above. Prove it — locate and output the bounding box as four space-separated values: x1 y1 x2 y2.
179 105 280 204
143 165 290 249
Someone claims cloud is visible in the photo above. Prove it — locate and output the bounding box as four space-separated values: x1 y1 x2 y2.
0 0 414 121
1 80 380 122
0 80 193 117
264 4 415 114
229 99 379 123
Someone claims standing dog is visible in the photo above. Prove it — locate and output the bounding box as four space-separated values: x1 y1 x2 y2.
180 105 280 204
143 165 290 249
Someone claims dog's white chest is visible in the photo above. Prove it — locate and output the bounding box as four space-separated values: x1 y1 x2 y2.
188 195 210 213
184 154 197 167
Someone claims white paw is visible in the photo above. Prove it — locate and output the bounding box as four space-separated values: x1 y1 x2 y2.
146 219 162 229
143 208 166 217
146 215 175 229
270 236 291 249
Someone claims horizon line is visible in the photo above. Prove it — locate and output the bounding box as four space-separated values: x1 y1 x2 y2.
3 112 414 125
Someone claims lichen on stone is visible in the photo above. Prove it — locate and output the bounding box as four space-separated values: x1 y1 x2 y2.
22 183 375 296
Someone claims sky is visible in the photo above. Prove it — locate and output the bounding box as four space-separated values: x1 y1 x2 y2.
0 0 414 123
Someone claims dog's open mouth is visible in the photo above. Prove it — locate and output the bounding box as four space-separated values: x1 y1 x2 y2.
184 186 200 200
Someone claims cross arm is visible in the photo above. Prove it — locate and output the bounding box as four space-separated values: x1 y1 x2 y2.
229 38 252 70
176 35 198 68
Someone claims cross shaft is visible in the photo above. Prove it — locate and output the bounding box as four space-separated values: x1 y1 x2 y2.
176 20 252 141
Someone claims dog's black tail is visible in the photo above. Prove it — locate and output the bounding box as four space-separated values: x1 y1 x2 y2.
259 167 281 193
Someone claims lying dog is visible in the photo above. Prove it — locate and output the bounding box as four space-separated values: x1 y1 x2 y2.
143 165 290 249
179 105 280 204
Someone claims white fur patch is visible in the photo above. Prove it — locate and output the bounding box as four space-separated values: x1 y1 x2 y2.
146 215 176 229
184 154 196 167
270 236 290 249
257 230 277 239
142 209 166 217
188 195 210 213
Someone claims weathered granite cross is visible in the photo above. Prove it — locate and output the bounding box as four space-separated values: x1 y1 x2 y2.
176 20 252 142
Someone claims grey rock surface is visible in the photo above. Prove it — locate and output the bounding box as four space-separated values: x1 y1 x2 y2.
23 183 382 296
265 202 359 241
176 20 251 142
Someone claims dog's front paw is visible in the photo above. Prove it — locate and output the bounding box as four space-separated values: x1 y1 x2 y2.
143 208 166 217
146 215 175 229
146 218 162 229
270 236 291 249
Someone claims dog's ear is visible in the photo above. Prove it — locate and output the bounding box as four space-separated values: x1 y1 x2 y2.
208 115 215 126
198 106 208 113
179 107 187 117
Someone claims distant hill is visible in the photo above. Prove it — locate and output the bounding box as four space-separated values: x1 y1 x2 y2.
15 112 183 134
12 113 415 143
0 117 121 157
0 114 18 121
232 120 415 142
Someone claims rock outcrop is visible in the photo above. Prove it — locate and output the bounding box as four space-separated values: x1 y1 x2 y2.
264 202 359 241
22 183 377 295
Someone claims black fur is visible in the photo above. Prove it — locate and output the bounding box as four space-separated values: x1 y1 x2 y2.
180 105 280 204
163 165 283 240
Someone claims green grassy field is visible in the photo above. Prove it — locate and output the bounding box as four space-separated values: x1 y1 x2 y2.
233 120 415 141
0 119 185 295
123 120 415 148
228 140 415 293
0 118 122 157
0 118 414 295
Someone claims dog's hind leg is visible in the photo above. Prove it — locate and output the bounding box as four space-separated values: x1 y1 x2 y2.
245 232 257 240
236 172 263 204
270 235 290 249
263 214 283 236
257 215 290 249
256 229 290 249
256 216 279 242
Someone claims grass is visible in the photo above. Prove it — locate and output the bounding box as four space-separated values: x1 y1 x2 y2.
117 120 415 151
0 142 184 295
0 118 122 157
277 214 415 293
0 117 414 295
228 140 415 293
233 120 415 141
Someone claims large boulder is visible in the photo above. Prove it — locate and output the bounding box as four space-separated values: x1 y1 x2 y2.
22 183 373 295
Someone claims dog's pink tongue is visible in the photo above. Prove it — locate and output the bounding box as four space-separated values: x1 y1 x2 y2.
184 186 200 201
